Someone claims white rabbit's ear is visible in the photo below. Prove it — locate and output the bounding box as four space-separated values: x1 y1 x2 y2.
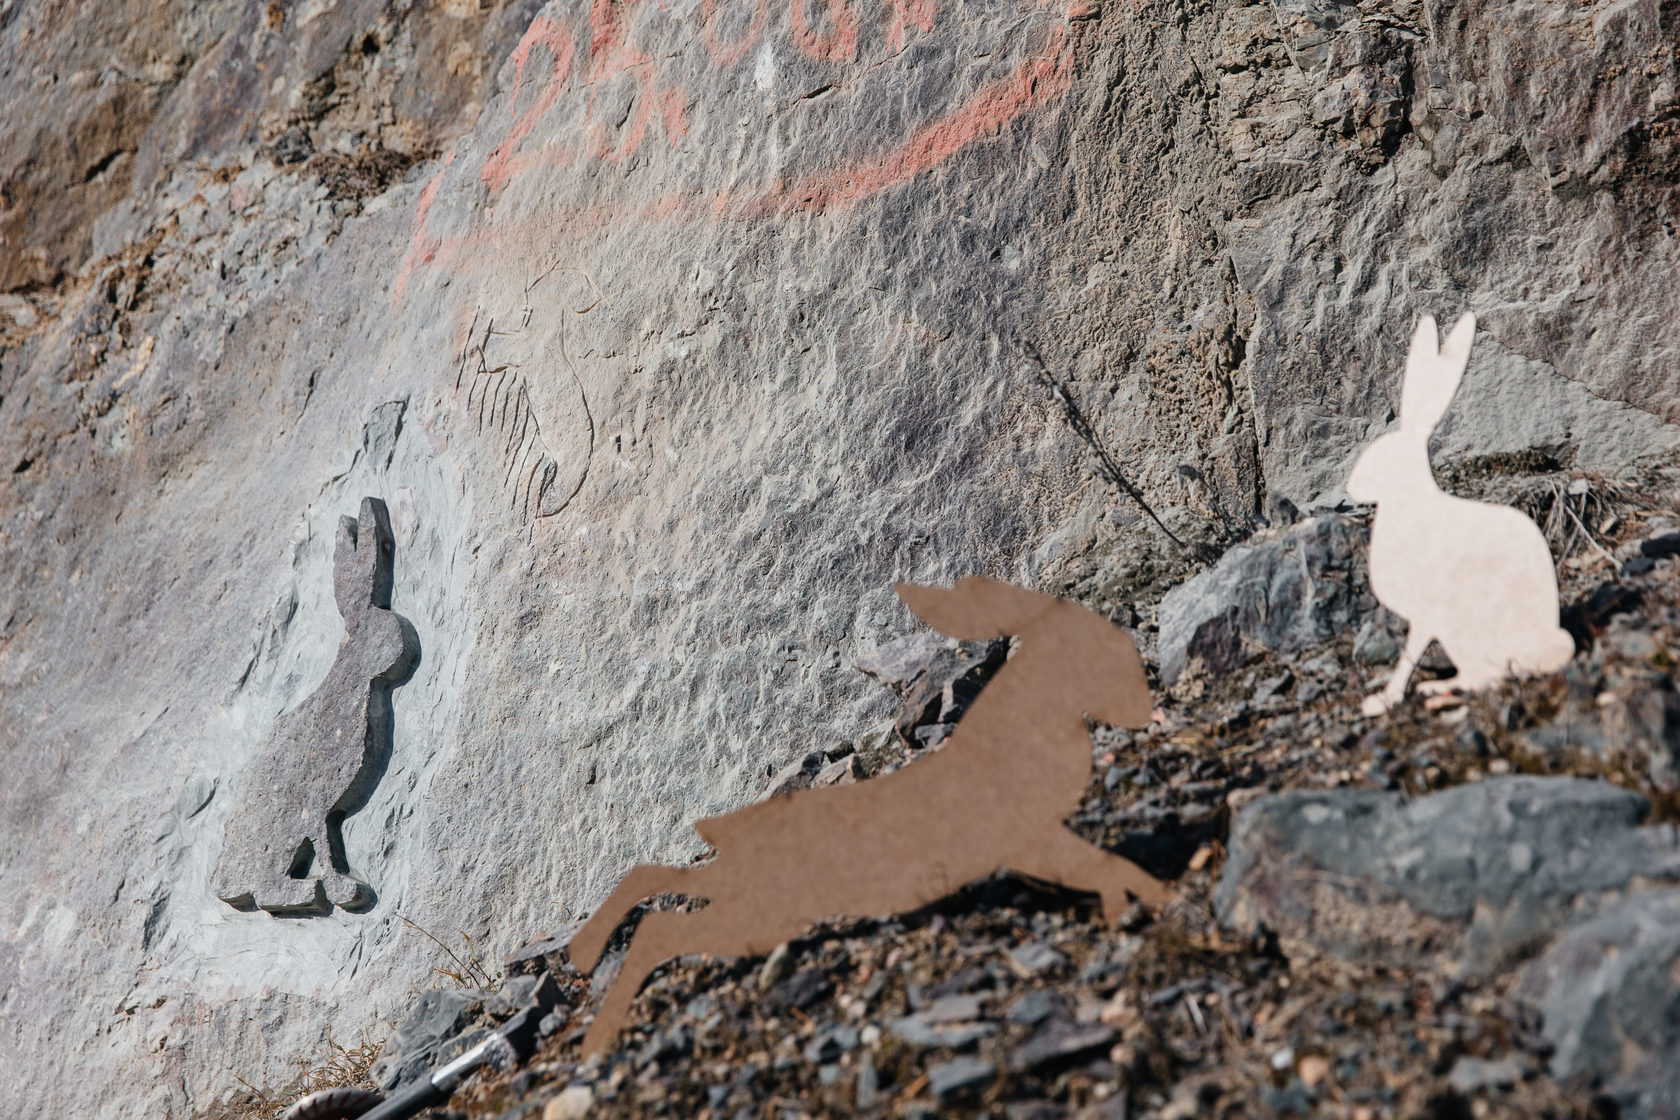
1398 312 1476 434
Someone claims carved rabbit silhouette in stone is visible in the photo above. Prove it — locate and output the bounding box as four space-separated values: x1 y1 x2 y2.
1347 314 1575 715
212 497 417 914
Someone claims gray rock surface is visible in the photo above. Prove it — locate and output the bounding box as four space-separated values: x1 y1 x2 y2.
890 637 1010 745
3 0 1680 1115
1157 514 1386 686
368 987 488 1090
1518 890 1680 1120
927 1056 997 1101
1526 653 1680 794
891 1019 998 1052
1216 777 1680 973
1009 1019 1117 1074
853 633 949 692
802 1023 859 1064
1226 0 1680 504
1008 941 1069 978
1446 1054 1530 1095
1007 990 1068 1028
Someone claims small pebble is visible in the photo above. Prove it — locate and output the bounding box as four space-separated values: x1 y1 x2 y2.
544 1085 595 1120
1009 941 1068 976
757 943 793 991
927 1056 996 1100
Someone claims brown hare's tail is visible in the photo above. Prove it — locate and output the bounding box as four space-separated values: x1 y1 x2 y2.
566 865 692 973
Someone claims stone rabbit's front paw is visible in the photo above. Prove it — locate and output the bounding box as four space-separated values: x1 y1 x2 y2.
256 878 331 915
325 873 375 911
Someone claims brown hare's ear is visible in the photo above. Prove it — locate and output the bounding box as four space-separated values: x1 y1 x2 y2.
1399 312 1476 435
897 576 1055 641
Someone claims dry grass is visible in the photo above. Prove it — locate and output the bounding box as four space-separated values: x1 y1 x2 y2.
1441 451 1675 572
200 917 502 1119
1511 473 1645 567
400 914 504 990
206 1031 384 1120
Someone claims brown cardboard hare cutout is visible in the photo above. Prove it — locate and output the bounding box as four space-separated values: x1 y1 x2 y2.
567 577 1166 1055
1347 314 1575 715
212 497 418 914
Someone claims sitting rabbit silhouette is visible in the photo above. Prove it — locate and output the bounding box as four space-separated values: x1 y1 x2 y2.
212 497 418 914
1347 313 1575 715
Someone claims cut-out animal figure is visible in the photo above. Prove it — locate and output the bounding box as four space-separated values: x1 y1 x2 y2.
212 497 418 914
1346 314 1575 715
567 577 1166 1054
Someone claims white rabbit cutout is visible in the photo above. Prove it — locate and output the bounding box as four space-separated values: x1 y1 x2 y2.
1347 313 1576 715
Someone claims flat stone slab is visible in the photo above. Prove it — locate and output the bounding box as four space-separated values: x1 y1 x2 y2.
1216 776 1680 974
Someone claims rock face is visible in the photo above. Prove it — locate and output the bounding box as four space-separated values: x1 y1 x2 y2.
1228 0 1680 502
1156 513 1388 687
2 0 1680 1116
1215 777 1680 973
1518 889 1680 1117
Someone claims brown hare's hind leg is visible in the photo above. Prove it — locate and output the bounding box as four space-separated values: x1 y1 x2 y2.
1012 827 1168 919
569 864 705 974
582 905 803 1056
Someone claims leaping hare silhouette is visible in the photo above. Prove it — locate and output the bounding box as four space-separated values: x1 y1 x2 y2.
212 497 418 914
1347 314 1575 715
566 577 1166 1055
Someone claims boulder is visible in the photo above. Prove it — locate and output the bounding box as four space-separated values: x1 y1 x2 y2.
1216 777 1680 974
1157 515 1384 687
1517 890 1680 1120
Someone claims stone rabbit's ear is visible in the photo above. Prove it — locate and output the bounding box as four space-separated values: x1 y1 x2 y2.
332 514 364 618
357 497 397 610
333 497 397 616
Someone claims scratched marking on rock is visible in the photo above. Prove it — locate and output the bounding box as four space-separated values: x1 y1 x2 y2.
452 265 599 524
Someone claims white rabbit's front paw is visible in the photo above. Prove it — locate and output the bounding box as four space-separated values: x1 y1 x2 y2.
1361 693 1392 717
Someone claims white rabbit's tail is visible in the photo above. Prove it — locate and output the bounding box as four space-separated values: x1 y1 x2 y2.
1543 626 1577 671
1519 626 1577 676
